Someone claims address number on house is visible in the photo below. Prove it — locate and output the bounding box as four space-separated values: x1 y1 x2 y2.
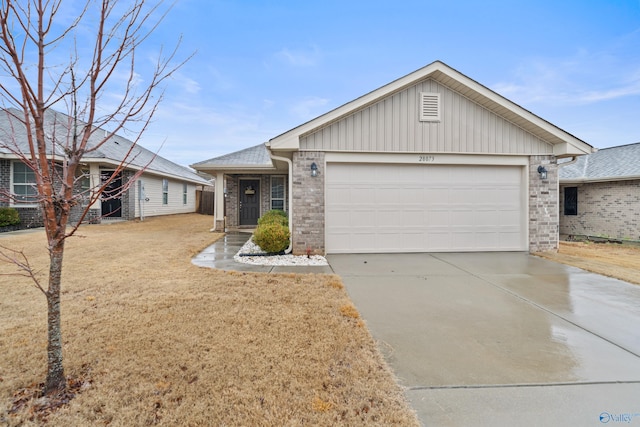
418 155 435 163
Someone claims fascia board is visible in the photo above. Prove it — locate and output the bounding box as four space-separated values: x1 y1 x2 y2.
553 143 596 157
139 169 210 185
191 165 278 174
268 62 445 150
268 60 594 156
561 175 640 184
439 65 594 156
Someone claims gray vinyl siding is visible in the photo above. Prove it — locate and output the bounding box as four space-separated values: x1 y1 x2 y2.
300 78 552 154
134 173 197 218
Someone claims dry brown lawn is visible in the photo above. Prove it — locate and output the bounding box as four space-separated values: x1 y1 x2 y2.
0 214 418 426
535 240 640 285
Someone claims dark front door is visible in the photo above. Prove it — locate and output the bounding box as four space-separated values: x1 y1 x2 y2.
239 179 260 226
101 171 122 218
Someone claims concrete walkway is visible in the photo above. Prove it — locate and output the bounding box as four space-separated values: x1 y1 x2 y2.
327 252 640 426
191 231 334 274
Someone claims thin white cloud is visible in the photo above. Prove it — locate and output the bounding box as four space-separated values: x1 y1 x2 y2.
170 72 201 95
289 96 330 119
493 45 640 106
275 46 321 67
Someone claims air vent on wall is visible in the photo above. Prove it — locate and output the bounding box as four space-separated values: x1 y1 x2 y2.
419 92 441 122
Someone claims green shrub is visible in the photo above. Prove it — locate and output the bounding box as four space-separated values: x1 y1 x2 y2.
253 221 290 253
0 207 20 227
257 209 288 226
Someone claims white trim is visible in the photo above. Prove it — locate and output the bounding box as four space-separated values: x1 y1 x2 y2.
267 61 594 156
324 152 529 166
269 175 287 212
9 161 38 207
162 178 169 205
182 182 188 205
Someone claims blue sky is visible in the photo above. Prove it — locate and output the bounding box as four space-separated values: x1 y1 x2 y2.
132 0 640 166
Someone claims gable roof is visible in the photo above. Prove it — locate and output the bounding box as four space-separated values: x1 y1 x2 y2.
560 142 640 183
267 60 594 157
192 143 272 168
0 108 208 185
191 143 286 174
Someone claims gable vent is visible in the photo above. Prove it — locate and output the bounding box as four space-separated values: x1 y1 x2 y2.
419 92 441 122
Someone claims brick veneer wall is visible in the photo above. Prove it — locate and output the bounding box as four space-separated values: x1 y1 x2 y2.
0 159 10 207
1 159 44 227
560 180 640 241
1 160 145 228
291 151 324 255
260 176 271 216
226 175 285 229
225 177 239 228
121 170 135 220
529 155 558 252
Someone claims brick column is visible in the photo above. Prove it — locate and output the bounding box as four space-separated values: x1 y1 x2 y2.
529 155 558 252
226 177 239 228
291 151 325 255
0 160 10 207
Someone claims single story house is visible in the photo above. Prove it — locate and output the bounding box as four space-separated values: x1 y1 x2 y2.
193 60 594 255
0 108 210 227
559 142 640 242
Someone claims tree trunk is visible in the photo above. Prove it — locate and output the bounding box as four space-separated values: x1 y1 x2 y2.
44 241 66 395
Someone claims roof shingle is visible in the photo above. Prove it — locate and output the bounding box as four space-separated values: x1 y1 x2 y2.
560 143 640 181
0 108 208 184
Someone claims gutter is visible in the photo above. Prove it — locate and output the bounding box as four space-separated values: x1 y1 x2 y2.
558 156 578 168
268 151 293 254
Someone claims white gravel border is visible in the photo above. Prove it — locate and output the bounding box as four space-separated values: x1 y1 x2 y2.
234 238 328 266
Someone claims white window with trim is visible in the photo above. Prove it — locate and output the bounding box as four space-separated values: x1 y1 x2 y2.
79 170 91 206
270 176 286 212
12 161 38 204
162 179 168 205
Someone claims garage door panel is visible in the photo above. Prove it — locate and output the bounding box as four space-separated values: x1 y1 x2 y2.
326 163 526 253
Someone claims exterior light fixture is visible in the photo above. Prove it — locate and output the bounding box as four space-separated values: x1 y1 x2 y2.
310 162 318 177
537 165 548 180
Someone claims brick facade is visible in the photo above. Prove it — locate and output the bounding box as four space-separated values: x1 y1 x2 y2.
225 175 281 229
122 170 136 220
529 155 559 252
291 151 324 255
225 177 239 227
1 159 140 231
560 180 640 241
220 153 564 254
0 159 10 207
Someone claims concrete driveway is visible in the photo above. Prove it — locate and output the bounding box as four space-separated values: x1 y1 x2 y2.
327 252 640 426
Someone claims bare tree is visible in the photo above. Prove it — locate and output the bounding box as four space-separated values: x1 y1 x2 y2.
0 0 185 396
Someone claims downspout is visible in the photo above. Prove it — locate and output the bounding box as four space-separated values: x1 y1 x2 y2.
269 151 293 254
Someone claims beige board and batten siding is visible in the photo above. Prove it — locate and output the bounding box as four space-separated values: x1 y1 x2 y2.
134 173 196 218
300 78 553 154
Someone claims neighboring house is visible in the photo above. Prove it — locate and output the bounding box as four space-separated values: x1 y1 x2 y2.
559 143 640 242
0 108 210 228
193 60 594 255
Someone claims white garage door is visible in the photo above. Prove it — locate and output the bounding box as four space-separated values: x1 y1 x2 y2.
326 163 526 253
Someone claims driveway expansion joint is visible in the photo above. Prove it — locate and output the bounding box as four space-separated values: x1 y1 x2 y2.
430 253 640 360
